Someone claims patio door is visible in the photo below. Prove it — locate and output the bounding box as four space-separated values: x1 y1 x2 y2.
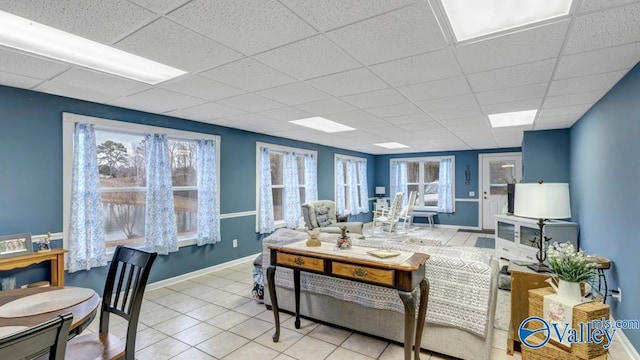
480 153 522 230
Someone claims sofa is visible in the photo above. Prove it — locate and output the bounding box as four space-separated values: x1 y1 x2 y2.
260 229 499 360
301 200 364 235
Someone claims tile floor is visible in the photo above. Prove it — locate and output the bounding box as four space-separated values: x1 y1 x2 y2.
82 227 631 359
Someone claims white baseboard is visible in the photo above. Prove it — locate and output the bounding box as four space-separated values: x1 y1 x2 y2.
146 253 260 291
611 316 640 360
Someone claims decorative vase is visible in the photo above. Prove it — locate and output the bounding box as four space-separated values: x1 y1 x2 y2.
546 278 582 304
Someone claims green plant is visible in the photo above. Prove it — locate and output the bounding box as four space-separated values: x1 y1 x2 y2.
547 242 595 282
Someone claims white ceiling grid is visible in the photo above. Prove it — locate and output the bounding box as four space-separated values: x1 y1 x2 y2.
0 0 639 154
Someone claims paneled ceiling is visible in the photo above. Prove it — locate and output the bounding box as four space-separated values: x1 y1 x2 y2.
1 0 640 154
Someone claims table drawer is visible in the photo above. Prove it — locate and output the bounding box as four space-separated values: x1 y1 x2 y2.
276 253 324 272
332 262 394 286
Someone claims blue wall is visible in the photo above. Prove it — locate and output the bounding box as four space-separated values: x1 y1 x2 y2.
522 129 570 183
570 64 640 350
0 85 374 292
375 148 520 227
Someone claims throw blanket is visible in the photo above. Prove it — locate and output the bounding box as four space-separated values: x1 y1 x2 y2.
262 229 494 337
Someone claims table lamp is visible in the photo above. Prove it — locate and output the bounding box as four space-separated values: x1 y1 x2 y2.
514 181 571 272
375 186 386 198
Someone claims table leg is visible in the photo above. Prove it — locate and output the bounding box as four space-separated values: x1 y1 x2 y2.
50 256 61 286
267 266 280 342
294 268 301 329
399 289 417 360
413 279 429 360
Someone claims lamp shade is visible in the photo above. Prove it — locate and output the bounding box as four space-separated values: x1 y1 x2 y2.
514 183 571 219
375 186 386 195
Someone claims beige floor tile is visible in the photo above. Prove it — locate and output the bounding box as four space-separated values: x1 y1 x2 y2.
166 280 199 292
212 293 252 309
284 336 337 360
254 308 292 324
191 288 234 302
254 327 304 352
186 303 228 321
210 268 237 277
171 297 209 314
135 327 168 351
327 347 375 360
219 281 249 294
152 291 193 307
378 343 406 360
206 310 251 330
140 306 181 326
170 347 216 360
172 322 223 346
145 287 176 300
229 317 274 340
154 314 201 336
222 341 280 360
233 300 267 317
273 354 296 360
196 331 250 359
341 332 388 358
308 324 352 345
135 337 190 360
181 284 217 298
282 316 318 334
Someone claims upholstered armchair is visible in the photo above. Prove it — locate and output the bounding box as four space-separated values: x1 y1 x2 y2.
301 200 364 236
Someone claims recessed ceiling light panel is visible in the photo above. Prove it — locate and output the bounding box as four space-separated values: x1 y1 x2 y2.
488 109 537 128
289 117 355 133
0 10 187 84
440 0 573 42
374 142 409 149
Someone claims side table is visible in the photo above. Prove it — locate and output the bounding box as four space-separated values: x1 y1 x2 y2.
0 248 68 286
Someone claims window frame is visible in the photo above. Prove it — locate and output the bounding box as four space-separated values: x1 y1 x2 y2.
334 154 368 215
255 142 317 230
390 155 455 211
62 113 220 252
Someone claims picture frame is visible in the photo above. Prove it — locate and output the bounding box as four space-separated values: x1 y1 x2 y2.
0 233 33 259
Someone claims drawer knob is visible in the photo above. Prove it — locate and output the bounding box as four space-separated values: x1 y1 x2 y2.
294 257 305 266
353 267 368 278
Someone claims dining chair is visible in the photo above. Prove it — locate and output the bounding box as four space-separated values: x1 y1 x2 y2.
0 312 72 360
372 192 404 236
398 190 418 229
66 246 158 360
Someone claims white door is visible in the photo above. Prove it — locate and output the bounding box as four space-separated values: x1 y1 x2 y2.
481 153 522 230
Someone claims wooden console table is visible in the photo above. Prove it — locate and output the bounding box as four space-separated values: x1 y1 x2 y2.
266 241 429 360
0 249 68 286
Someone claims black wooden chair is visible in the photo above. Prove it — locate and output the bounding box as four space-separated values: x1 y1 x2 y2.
0 312 73 360
66 246 158 360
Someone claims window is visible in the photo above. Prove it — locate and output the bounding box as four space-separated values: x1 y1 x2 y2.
335 155 369 216
390 156 455 212
63 113 220 249
256 143 317 232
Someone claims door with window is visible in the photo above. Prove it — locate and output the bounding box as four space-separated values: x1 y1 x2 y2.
481 153 522 230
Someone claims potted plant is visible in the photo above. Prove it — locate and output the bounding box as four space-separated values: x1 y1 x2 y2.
546 242 596 303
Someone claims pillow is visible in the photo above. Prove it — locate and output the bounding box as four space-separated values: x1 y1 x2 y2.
315 204 333 227
425 181 439 194
399 206 408 217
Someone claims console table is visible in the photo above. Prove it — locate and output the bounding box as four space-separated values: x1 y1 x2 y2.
266 241 429 360
0 248 68 286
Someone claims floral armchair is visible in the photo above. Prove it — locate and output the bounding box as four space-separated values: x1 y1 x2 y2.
301 200 364 235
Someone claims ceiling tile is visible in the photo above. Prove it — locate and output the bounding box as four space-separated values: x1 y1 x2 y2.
0 0 156 43
340 88 407 109
476 83 548 106
547 70 627 96
254 35 360 80
201 58 295 92
116 18 242 72
577 0 637 13
296 98 357 115
34 81 120 103
539 103 592 118
397 76 470 102
543 89 608 108
430 106 483 121
366 103 423 118
554 43 640 79
217 93 284 112
370 49 461 86
306 68 387 97
481 99 543 115
564 3 640 55
327 2 447 65
48 67 151 96
165 101 246 120
0 48 69 80
168 0 316 54
326 110 389 129
258 106 313 121
456 20 569 73
109 88 205 113
0 71 42 89
416 94 477 113
397 120 443 131
160 75 245 101
129 0 191 14
468 59 556 92
385 113 435 125
257 82 331 106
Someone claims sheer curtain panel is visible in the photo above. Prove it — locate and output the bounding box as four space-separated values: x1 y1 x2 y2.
357 161 369 213
258 147 275 234
346 160 360 215
68 123 107 272
335 157 345 216
304 154 318 203
438 158 454 213
283 152 301 228
390 161 408 205
196 139 220 245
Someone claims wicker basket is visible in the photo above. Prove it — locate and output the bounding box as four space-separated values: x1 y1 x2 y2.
525 287 609 359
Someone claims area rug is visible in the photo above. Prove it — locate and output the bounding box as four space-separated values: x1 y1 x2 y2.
475 237 495 248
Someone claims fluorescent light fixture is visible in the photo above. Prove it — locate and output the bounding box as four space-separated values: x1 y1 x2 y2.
440 0 573 41
0 10 187 84
289 117 355 133
374 142 409 149
488 109 537 128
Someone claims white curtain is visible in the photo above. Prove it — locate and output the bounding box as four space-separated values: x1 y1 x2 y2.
357 161 369 213
196 139 220 245
390 161 408 205
283 152 301 228
304 154 318 203
68 123 107 273
346 160 360 215
258 147 275 234
335 157 345 216
438 158 454 213
144 133 178 255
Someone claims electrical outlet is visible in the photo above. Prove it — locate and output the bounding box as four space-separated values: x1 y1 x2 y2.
611 287 622 303
469 191 475 197
232 239 238 248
